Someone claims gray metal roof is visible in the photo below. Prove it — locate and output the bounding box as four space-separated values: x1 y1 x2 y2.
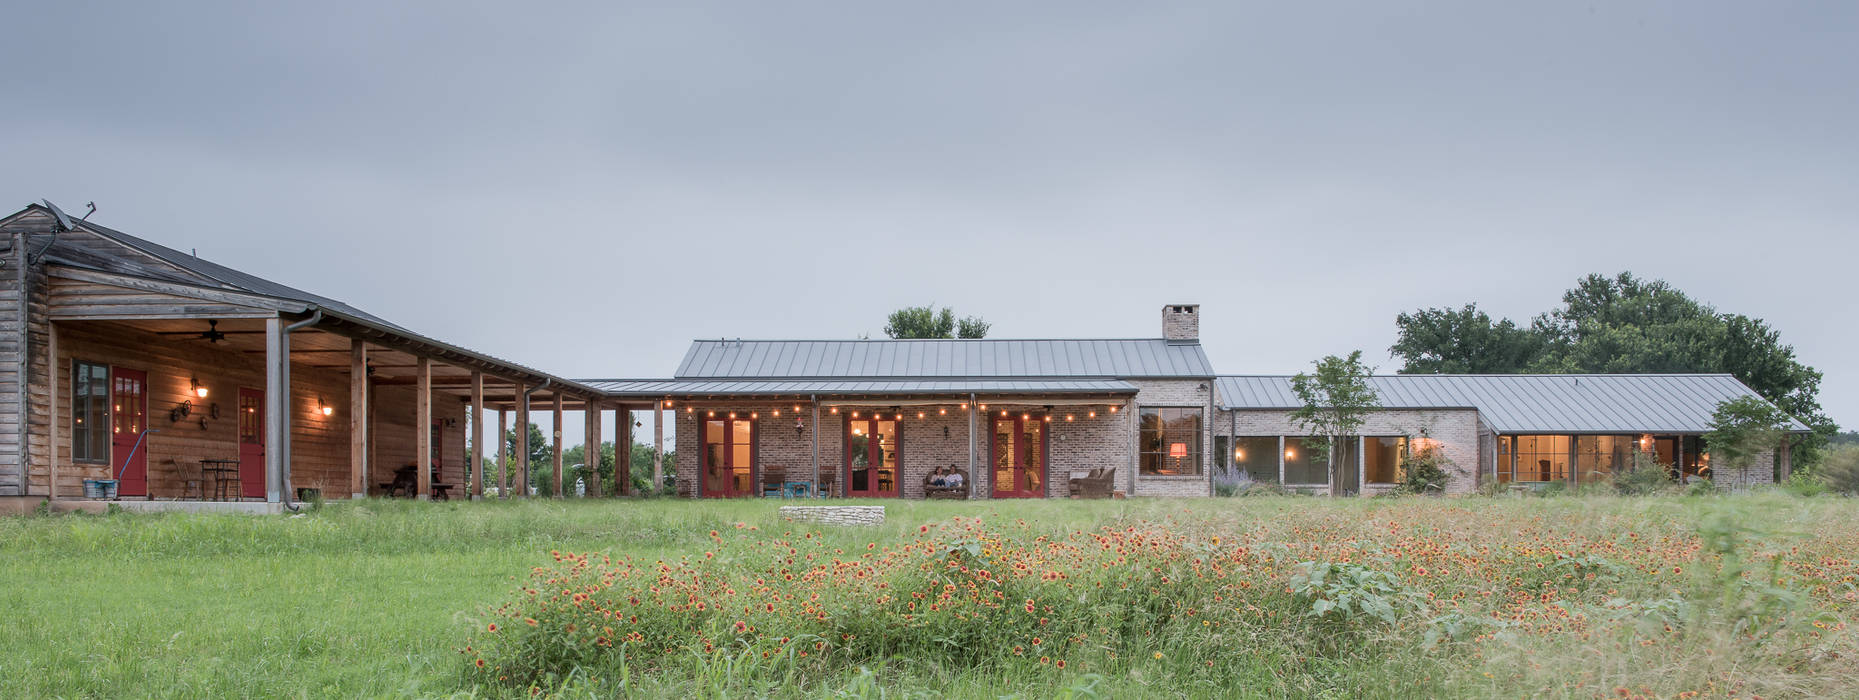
582 378 1139 397
1215 374 1810 434
674 339 1214 379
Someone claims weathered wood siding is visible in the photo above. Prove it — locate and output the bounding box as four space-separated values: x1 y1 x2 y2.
44 321 357 498
0 212 43 495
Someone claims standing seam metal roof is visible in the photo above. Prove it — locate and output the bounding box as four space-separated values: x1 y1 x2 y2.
1214 374 1809 434
675 339 1215 379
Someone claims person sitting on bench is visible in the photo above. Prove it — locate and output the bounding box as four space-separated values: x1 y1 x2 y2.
942 468 964 489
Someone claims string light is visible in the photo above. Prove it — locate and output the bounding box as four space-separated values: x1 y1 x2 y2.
917 411 926 419
1065 414 1074 421
1042 415 1051 422
1088 410 1096 418
979 403 988 411
707 410 715 418
851 410 859 418
728 412 737 419
663 399 673 408
1109 405 1119 414
938 408 947 416
793 404 802 413
686 406 694 414
772 409 780 417
1000 410 1008 417
750 412 758 420
830 407 839 414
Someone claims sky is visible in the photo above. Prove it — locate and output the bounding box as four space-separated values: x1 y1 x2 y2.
3 2 1856 450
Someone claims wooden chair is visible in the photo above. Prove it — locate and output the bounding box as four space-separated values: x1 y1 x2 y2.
761 469 785 498
1068 468 1114 499
379 465 418 498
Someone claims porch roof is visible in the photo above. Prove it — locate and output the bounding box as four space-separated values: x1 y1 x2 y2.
580 378 1139 398
1214 374 1812 434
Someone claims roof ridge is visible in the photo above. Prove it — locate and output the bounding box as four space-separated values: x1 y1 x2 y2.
690 337 1174 343
1215 373 1741 378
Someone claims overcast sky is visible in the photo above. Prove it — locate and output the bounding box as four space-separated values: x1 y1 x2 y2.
4 2 1855 448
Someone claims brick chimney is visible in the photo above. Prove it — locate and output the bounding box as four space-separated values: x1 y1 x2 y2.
1162 304 1199 342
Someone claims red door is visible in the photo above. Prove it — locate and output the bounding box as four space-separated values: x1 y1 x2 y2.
844 416 899 497
991 414 1048 498
238 388 265 499
430 418 444 488
111 368 149 496
700 417 755 498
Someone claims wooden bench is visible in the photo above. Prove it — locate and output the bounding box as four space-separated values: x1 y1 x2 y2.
923 467 970 500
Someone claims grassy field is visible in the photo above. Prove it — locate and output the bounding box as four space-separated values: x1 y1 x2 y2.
1 494 1856 698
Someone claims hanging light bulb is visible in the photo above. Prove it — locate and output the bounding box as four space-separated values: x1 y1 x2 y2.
830 406 839 414
750 412 759 420
1109 405 1119 413
851 410 860 418
686 406 694 413
938 408 947 416
1065 414 1074 421
729 412 737 419
1088 410 1097 418
707 410 716 418
917 411 926 419
772 409 780 417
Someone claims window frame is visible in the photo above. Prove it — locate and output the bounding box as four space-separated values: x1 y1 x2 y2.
1138 406 1204 477
71 359 111 464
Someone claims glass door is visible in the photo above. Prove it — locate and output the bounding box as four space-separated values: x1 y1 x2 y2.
701 418 755 498
991 415 1046 498
844 417 898 497
111 368 149 496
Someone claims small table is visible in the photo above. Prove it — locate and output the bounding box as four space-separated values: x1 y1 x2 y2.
200 459 241 501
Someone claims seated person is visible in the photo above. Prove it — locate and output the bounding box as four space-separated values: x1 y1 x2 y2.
942 468 964 489
928 466 948 486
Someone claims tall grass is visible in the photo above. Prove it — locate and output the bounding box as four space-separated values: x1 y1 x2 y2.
1 494 1856 698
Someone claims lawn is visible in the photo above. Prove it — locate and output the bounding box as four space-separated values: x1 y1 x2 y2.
1 494 1855 698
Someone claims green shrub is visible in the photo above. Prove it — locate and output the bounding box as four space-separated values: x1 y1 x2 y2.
1782 471 1827 497
1818 445 1859 495
1614 454 1676 496
1397 447 1451 495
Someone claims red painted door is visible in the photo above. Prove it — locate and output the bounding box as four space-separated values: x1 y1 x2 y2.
111 368 149 496
991 414 1047 498
844 416 899 498
700 417 755 498
238 388 265 498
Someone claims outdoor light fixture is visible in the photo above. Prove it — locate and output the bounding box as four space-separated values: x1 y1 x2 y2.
1109 405 1119 414
686 406 694 413
191 376 209 399
795 417 804 438
750 412 758 420
707 410 715 418
851 410 860 418
938 408 946 416
321 404 334 417
1088 411 1097 418
728 412 737 419
1065 414 1074 421
830 407 839 414
1285 448 1297 460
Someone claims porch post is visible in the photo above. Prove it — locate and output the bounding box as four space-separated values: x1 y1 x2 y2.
349 339 368 499
811 396 821 497
653 399 664 494
617 406 633 495
415 357 431 501
496 408 508 498
470 371 484 500
966 393 977 500
48 322 58 500
585 401 602 498
551 396 564 498
263 317 285 503
514 381 529 498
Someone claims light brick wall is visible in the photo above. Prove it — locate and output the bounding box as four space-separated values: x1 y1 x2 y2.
1162 305 1199 342
1709 447 1777 490
1215 408 1483 495
1127 378 1216 498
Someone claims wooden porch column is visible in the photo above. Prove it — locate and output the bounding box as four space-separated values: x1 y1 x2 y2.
349 339 368 498
263 317 286 503
470 371 484 500
966 393 976 500
48 322 59 500
584 402 602 498
496 408 508 498
415 357 432 500
617 407 632 495
551 396 564 498
514 382 529 498
653 400 665 494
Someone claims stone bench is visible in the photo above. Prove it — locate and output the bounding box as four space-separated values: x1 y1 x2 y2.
778 505 885 526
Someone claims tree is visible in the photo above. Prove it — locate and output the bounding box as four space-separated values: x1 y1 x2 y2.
1703 396 1793 478
1390 272 1837 464
1290 351 1381 495
502 423 552 496
883 304 990 339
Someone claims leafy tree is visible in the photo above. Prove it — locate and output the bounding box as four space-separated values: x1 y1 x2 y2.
1390 272 1837 464
1704 396 1793 477
499 423 552 496
883 305 989 339
1390 304 1548 373
1290 351 1381 495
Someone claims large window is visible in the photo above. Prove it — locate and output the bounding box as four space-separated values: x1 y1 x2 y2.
1139 407 1203 476
1283 437 1327 485
1512 435 1571 483
1575 435 1632 483
71 360 109 463
1231 436 1280 484
1363 436 1408 484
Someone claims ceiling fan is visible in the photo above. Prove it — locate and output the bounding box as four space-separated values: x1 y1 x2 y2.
197 319 228 343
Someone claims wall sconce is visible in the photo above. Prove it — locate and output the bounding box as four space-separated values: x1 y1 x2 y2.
795 417 805 438
943 426 950 438
191 376 209 399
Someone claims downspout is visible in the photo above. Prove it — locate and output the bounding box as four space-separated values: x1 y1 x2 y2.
279 308 323 511
522 379 552 495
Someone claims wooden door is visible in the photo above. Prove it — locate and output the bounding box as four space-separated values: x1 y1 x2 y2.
701 418 755 498
991 415 1047 498
430 418 444 486
111 368 149 496
238 388 265 498
844 417 899 498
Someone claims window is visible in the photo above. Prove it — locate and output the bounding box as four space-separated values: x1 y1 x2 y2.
1575 435 1632 483
71 361 109 463
1363 436 1408 484
1139 407 1202 476
1231 436 1280 484
1283 436 1327 485
1512 435 1571 483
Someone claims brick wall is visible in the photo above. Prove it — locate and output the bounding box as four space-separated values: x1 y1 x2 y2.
1127 379 1215 498
1216 408 1483 495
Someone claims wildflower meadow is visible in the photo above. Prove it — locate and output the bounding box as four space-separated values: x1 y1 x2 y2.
1 494 1855 698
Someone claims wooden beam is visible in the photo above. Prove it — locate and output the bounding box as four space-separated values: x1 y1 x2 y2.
471 371 485 500
653 400 664 496
514 381 529 498
617 407 632 496
585 403 601 498
496 408 508 499
48 322 59 500
350 339 368 498
552 398 564 498
416 357 432 501
264 317 285 503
